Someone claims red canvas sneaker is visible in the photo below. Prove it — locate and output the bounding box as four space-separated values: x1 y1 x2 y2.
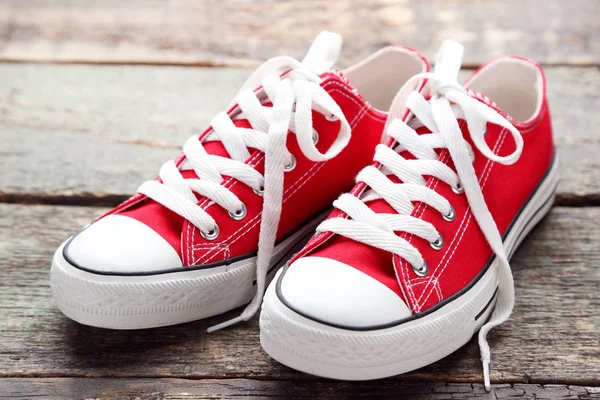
50 31 429 330
260 40 557 389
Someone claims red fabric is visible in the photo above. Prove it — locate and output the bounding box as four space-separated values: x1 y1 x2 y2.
116 119 255 257
181 76 387 266
296 59 555 314
100 73 388 267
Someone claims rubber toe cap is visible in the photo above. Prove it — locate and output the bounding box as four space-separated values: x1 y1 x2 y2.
65 215 182 275
278 256 412 328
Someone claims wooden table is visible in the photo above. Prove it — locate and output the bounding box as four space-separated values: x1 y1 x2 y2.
1 1 599 398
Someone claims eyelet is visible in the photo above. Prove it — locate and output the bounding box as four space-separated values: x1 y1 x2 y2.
443 206 456 222
452 181 464 195
228 203 247 221
253 185 264 196
284 154 296 172
201 225 220 241
429 233 444 250
312 128 319 145
413 260 429 277
325 113 339 122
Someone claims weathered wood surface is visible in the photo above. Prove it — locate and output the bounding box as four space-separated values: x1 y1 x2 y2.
1 64 599 205
1 379 599 400
1 204 598 385
0 64 246 204
0 0 598 67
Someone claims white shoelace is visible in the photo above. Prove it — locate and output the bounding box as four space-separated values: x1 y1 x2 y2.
317 40 523 391
137 31 351 332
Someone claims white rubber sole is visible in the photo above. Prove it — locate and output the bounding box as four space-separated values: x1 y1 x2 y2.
51 212 326 330
260 157 559 380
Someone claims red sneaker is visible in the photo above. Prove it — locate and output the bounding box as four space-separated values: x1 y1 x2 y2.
260 40 557 390
50 31 429 330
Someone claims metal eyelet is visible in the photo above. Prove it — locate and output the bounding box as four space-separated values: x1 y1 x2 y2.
325 113 339 122
253 185 264 196
413 260 429 277
443 206 456 222
429 233 444 250
200 225 220 241
312 129 319 145
284 154 296 172
228 203 247 221
452 181 464 195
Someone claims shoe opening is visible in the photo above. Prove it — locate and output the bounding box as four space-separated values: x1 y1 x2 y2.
344 47 428 112
464 57 545 123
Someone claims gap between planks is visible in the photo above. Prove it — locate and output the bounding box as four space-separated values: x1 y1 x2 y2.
1 373 599 387
0 378 598 399
1 58 599 69
1 191 599 208
1 0 598 67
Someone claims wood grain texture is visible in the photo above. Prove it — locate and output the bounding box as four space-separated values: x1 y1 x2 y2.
0 0 598 66
1 378 599 400
0 204 598 384
0 64 246 199
1 64 599 202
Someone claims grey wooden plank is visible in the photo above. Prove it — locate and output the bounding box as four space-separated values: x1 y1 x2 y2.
0 378 598 400
0 63 247 144
0 0 597 66
0 204 598 384
0 64 247 200
0 64 598 201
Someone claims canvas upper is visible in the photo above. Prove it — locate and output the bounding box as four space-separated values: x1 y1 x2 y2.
271 41 556 387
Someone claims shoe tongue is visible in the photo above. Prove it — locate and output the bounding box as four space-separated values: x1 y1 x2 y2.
197 119 254 160
300 31 342 75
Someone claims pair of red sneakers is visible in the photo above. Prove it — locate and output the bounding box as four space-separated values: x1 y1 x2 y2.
51 32 557 389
